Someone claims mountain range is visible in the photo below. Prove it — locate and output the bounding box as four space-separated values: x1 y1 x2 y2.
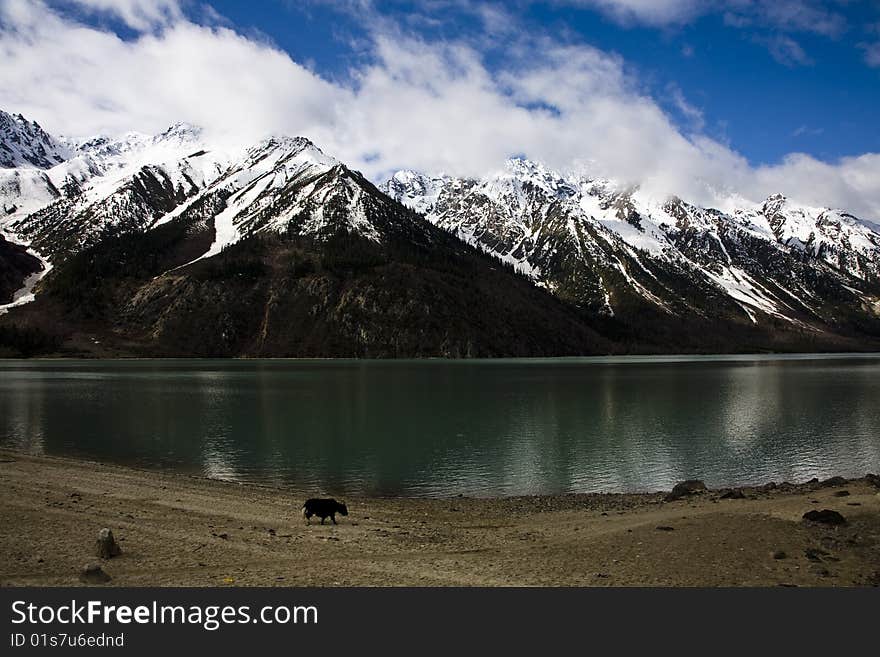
2 108 879 357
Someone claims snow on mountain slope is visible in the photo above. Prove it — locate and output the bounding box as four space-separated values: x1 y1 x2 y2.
0 168 62 218
0 111 71 169
734 194 880 281
163 135 393 270
1 109 407 284
0 243 50 316
67 123 232 198
382 160 880 327
1 120 233 220
5 122 238 260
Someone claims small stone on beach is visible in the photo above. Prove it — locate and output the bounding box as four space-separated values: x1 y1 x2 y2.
80 563 111 584
665 480 707 502
96 528 122 559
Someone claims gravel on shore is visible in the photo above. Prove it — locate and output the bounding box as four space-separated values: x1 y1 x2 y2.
1 450 878 587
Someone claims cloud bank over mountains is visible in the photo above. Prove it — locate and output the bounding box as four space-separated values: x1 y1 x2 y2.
1 0 878 220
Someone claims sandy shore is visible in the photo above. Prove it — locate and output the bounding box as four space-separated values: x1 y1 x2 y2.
1 450 878 587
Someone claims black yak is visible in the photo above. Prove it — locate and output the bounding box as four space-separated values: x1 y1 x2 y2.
302 498 348 525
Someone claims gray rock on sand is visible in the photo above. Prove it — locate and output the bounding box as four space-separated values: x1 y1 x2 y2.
819 476 848 488
96 528 122 559
720 489 746 500
866 473 880 488
665 480 707 502
802 509 847 526
80 563 112 584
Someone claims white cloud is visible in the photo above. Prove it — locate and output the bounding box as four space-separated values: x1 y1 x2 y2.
754 153 880 218
667 83 705 132
1 0 878 221
557 0 708 26
563 0 848 36
724 0 847 37
792 125 823 138
861 41 880 68
758 34 813 67
0 0 346 145
64 0 183 30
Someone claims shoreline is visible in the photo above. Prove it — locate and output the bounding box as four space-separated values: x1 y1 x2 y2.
0 447 876 501
1 449 878 587
2 351 880 365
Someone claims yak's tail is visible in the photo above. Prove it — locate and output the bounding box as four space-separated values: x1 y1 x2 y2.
301 504 309 524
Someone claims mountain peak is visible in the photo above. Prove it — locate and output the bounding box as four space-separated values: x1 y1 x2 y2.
243 135 338 172
153 121 203 145
504 156 547 174
0 109 71 169
264 134 318 151
760 193 790 217
390 169 433 184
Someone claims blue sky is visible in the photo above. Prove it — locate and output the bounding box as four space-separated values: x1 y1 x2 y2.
204 0 880 167
2 0 879 218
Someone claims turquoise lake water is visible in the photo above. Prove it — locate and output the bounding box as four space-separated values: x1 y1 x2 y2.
1 355 878 497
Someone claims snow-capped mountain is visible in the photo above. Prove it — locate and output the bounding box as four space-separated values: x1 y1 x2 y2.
382 161 880 330
1 120 231 230
737 194 880 281
0 110 70 169
1 111 602 357
3 108 880 355
154 135 392 268
8 132 233 260
3 122 403 264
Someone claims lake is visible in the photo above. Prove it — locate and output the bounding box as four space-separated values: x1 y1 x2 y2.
1 355 879 497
